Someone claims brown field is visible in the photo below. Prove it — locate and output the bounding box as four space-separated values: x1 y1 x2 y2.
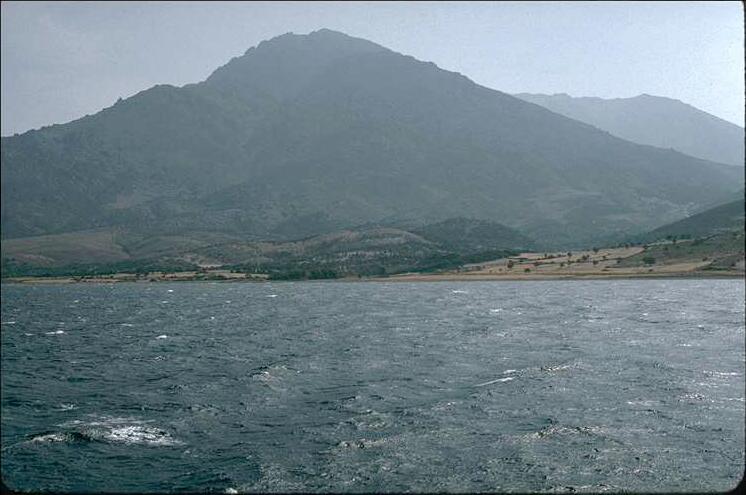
386 245 744 281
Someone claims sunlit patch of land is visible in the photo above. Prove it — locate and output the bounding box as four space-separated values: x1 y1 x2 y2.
387 239 744 281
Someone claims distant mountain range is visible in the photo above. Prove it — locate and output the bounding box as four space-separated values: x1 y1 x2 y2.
514 93 744 167
2 29 743 264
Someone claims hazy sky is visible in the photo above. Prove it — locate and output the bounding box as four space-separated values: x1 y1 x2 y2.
1 1 743 136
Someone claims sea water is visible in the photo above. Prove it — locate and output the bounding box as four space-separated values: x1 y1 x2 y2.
1 279 744 492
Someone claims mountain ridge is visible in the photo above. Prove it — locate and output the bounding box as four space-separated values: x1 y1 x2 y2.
514 92 744 166
2 29 742 253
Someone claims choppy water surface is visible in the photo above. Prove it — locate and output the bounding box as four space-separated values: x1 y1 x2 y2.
1 279 744 492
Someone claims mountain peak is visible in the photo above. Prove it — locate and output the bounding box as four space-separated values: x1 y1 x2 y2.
205 28 388 101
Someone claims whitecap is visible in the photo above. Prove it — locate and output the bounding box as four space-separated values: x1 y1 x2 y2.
503 369 517 374
103 425 182 446
29 432 69 443
706 371 739 377
225 489 239 494
266 294 277 298
45 330 65 335
167 289 174 293
474 376 514 387
451 290 467 294
121 323 135 327
489 309 502 313
24 333 33 336
1 321 17 325
58 403 76 411
156 335 168 339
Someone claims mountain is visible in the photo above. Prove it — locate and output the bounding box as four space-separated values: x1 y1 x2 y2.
2 29 743 254
514 93 745 167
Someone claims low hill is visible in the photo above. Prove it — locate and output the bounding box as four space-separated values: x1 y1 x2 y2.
1 218 526 279
412 218 533 252
636 196 744 243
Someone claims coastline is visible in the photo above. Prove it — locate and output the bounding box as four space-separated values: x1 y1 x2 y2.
2 270 743 285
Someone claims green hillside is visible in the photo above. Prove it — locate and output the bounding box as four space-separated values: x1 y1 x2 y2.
637 197 744 243
1 218 526 279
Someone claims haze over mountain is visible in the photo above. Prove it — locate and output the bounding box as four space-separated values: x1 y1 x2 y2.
2 29 743 256
514 93 745 167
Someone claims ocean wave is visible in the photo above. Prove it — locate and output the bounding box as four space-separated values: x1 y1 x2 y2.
32 416 185 447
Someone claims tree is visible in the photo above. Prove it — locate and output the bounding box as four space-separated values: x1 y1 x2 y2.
643 256 656 265
592 247 599 253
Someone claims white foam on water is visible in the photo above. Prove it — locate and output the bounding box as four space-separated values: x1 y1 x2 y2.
58 403 76 411
102 425 182 446
156 335 168 339
451 290 467 294
706 371 739 377
503 369 517 374
57 415 183 446
266 294 277 298
24 333 33 336
45 330 65 335
29 432 68 443
167 289 174 293
474 376 514 387
489 309 502 313
121 323 135 327
1 321 17 325
210 316 216 320
225 489 239 494
161 301 168 304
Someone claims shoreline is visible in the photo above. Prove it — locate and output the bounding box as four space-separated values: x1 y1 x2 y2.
2 270 743 285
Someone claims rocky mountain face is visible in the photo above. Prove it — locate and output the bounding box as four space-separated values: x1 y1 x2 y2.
2 29 743 252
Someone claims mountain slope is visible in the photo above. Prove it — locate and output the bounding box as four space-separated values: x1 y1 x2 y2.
637 194 744 243
514 93 745 167
2 29 743 251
